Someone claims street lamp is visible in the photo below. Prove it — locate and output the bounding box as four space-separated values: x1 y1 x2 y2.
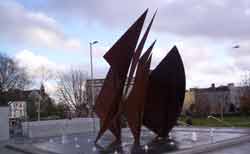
29 91 42 121
89 40 98 133
220 44 241 120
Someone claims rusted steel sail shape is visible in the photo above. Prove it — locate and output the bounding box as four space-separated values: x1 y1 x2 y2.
94 10 148 143
143 46 186 137
125 41 155 144
124 10 157 96
94 70 121 140
111 11 157 128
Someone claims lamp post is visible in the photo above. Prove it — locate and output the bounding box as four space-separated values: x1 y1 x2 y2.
38 98 41 121
89 40 98 134
220 44 240 120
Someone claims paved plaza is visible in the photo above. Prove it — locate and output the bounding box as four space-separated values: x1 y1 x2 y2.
209 141 250 154
0 141 22 154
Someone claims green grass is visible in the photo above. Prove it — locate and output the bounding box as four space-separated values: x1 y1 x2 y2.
179 115 250 127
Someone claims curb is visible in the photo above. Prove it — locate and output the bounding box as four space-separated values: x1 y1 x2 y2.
5 144 58 154
170 134 250 154
173 127 250 134
5 144 34 154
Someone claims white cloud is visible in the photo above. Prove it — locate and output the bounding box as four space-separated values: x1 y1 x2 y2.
29 0 250 88
149 40 245 88
0 1 82 51
15 50 67 99
2 0 250 89
44 81 58 100
38 0 250 40
14 50 68 85
245 8 250 16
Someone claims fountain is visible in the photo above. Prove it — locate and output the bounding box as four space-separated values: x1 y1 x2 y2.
191 132 197 142
49 138 54 143
209 128 215 143
75 143 80 149
33 125 249 154
74 137 78 142
143 144 149 152
61 135 67 144
29 9 250 154
61 119 69 144
92 146 97 152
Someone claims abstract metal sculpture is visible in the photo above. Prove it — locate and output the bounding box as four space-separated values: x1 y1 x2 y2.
124 10 157 95
143 46 186 137
94 9 186 145
125 41 155 144
94 10 148 143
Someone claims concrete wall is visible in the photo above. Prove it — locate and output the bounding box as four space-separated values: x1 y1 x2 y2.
0 107 9 141
22 118 99 138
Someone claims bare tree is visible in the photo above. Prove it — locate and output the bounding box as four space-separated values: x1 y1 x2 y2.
34 65 54 85
0 52 30 93
56 68 89 117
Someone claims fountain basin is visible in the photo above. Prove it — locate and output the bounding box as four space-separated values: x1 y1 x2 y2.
32 127 250 154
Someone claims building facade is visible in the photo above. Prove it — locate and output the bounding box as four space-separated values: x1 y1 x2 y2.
9 101 26 119
184 83 243 115
85 78 135 107
86 78 244 116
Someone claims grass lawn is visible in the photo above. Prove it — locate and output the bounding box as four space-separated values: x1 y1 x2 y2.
179 115 250 127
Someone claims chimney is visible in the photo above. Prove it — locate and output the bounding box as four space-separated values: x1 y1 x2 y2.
211 83 215 88
40 83 45 96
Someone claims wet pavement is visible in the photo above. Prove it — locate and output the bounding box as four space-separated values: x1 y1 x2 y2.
0 147 25 154
32 127 249 154
209 141 250 154
0 141 24 154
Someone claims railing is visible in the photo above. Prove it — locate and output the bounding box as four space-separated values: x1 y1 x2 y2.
207 115 234 127
177 120 192 127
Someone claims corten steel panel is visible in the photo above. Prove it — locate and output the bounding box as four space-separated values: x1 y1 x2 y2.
94 10 148 143
124 10 157 95
94 69 121 140
103 10 148 78
125 42 155 144
143 46 186 137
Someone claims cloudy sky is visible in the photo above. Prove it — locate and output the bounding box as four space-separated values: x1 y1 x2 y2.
1 0 250 94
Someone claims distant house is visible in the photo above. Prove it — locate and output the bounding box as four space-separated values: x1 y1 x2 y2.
183 83 243 115
9 101 26 119
0 84 48 121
